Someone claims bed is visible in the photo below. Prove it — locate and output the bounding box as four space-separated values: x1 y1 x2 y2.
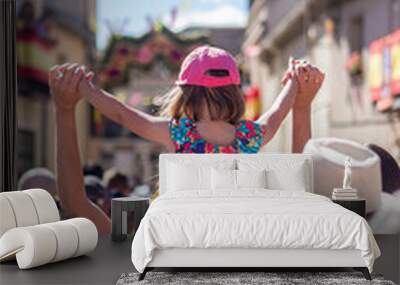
131 154 380 280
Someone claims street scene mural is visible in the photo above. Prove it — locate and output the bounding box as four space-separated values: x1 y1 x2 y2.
13 0 400 234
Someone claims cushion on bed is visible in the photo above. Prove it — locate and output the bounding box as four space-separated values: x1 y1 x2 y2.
237 159 309 192
237 169 267 189
167 162 210 191
166 159 236 192
211 168 267 190
159 154 313 194
211 168 236 190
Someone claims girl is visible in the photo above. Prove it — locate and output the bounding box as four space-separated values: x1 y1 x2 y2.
57 46 324 153
49 46 324 233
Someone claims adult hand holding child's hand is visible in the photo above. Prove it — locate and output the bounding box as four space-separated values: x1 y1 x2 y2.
281 58 325 110
280 58 325 152
49 63 93 111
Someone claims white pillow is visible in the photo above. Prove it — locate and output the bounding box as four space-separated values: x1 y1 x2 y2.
238 159 308 191
211 168 267 190
211 168 236 190
266 167 307 191
237 169 267 189
167 162 210 191
166 159 236 192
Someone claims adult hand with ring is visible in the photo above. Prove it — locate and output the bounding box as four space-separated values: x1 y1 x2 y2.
56 70 64 79
49 63 87 111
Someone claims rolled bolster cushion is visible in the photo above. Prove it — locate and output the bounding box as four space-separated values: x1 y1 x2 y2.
0 189 59 238
303 138 382 213
23 189 60 224
0 226 57 269
42 221 79 262
0 191 39 227
64 218 98 257
0 218 98 269
0 196 17 237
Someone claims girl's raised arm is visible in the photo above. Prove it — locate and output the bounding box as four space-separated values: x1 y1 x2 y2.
79 75 173 149
256 78 299 146
256 58 301 145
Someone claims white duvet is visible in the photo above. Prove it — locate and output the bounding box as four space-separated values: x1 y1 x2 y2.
131 190 380 273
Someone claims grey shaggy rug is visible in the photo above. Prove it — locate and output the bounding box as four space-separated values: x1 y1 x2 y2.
116 272 395 285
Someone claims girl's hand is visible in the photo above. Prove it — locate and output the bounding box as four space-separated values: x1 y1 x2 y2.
281 57 299 85
78 69 96 98
49 63 87 111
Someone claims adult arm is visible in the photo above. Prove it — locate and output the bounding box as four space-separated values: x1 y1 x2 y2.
281 61 325 152
49 64 111 234
55 109 111 233
292 106 311 153
290 64 324 153
79 76 173 149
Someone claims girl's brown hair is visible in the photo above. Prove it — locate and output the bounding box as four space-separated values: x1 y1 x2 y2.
159 85 245 124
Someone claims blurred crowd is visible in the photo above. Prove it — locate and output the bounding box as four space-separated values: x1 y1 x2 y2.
17 163 153 218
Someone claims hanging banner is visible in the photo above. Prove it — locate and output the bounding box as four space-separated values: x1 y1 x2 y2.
369 28 400 111
244 86 261 120
388 29 400 96
16 3 58 86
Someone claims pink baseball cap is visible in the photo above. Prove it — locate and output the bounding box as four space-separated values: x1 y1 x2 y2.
176 45 241 87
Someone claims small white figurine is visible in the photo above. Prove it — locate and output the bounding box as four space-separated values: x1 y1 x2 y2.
343 156 352 189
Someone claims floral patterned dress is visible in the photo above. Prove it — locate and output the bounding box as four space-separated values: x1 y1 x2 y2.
169 117 265 154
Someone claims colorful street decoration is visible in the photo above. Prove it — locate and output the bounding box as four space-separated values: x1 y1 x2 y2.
369 28 400 112
346 51 362 77
244 86 261 120
98 23 208 89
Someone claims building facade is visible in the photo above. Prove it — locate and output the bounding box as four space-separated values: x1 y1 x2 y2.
243 0 400 159
16 0 96 176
